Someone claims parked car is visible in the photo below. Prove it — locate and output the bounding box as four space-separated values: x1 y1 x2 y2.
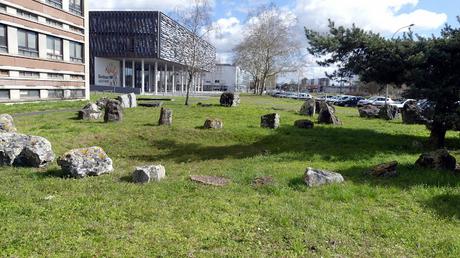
297 93 312 100
334 95 354 105
337 96 365 107
326 96 341 104
372 97 395 106
357 96 384 107
316 95 334 101
286 92 298 99
390 99 416 109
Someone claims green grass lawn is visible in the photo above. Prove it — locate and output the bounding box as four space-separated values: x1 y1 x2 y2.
1 94 459 257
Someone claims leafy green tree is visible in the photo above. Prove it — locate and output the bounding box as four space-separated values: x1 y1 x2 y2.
305 18 460 148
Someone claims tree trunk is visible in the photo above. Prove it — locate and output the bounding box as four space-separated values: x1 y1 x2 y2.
428 122 447 149
184 74 193 106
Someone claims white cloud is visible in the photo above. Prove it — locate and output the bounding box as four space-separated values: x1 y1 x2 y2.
295 0 447 33
208 17 244 63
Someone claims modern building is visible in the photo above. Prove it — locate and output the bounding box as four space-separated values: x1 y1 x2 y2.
0 0 89 103
203 64 249 92
89 11 216 95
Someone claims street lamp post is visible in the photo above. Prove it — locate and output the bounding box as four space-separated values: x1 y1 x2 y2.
385 23 415 106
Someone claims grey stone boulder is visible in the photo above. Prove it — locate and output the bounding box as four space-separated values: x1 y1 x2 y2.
318 102 342 125
304 167 344 187
0 114 16 133
117 94 131 109
402 102 428 124
378 105 399 120
95 97 110 109
57 146 113 178
299 99 316 116
159 108 173 126
358 105 380 118
367 161 398 177
0 133 54 168
204 118 223 129
78 103 102 120
415 149 456 171
261 113 280 129
128 93 137 108
132 165 166 183
220 92 240 107
294 119 314 129
104 99 123 122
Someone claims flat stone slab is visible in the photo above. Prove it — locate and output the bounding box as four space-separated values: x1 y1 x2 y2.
139 102 163 108
252 176 274 187
190 175 231 186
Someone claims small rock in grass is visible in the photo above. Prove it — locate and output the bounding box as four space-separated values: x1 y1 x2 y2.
415 149 456 171
299 99 316 116
133 165 165 183
367 161 398 177
0 114 16 133
261 113 280 129
57 146 113 178
78 103 102 120
128 93 137 108
117 94 131 109
294 119 314 129
159 108 173 126
304 167 344 187
104 99 123 122
220 92 240 107
0 133 54 168
190 175 231 186
318 102 342 125
252 176 274 187
204 118 223 129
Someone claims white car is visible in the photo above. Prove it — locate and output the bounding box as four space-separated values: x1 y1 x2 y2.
357 96 385 106
297 93 312 100
391 99 417 109
372 97 395 106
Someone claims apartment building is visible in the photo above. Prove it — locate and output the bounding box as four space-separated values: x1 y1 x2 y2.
0 0 89 103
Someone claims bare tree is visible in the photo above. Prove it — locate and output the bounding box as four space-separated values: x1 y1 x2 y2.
173 0 215 105
234 4 301 95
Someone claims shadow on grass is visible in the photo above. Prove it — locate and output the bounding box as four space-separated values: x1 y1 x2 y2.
424 194 460 220
133 125 457 163
286 164 460 190
119 175 133 183
33 168 69 179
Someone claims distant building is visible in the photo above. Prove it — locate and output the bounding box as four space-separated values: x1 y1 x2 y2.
203 64 250 92
89 11 215 95
0 0 89 103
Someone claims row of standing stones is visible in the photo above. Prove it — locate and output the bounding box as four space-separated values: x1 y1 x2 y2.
0 93 458 187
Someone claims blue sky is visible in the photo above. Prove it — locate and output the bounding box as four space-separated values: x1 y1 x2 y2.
92 0 459 80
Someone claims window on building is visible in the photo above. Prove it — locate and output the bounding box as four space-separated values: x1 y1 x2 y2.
19 71 40 78
0 69 9 77
20 89 40 99
0 90 9 100
48 89 64 99
69 25 84 34
69 89 84 98
46 0 63 8
69 41 83 63
17 10 39 21
47 73 64 79
18 30 38 57
0 24 7 53
0 4 6 12
46 36 63 60
46 18 63 28
69 0 82 16
70 74 84 80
